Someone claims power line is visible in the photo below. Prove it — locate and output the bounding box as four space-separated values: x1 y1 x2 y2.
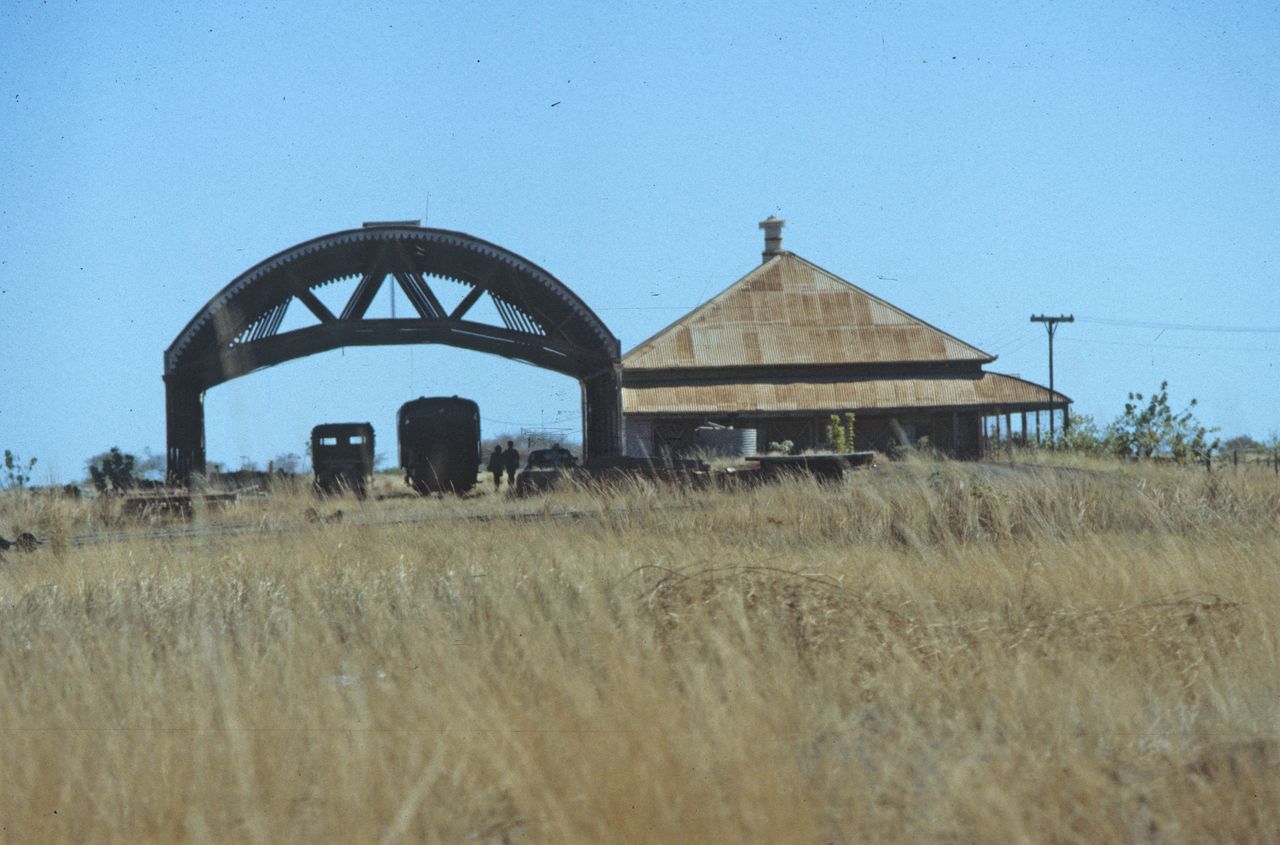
481 415 573 429
1078 315 1280 334
999 334 1043 357
978 326 1029 352
1059 336 1280 355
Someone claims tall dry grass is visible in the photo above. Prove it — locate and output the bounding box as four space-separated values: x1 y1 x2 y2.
1 460 1278 843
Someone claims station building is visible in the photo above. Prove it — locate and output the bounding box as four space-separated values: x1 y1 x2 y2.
621 218 1068 457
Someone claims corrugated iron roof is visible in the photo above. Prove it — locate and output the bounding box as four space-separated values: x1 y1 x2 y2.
623 253 995 370
623 372 1069 415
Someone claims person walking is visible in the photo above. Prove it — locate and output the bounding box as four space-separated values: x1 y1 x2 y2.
487 445 504 492
503 440 520 487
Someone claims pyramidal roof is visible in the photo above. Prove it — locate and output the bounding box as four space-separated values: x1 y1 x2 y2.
623 252 995 371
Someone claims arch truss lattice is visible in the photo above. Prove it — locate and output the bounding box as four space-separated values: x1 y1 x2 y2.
164 224 622 482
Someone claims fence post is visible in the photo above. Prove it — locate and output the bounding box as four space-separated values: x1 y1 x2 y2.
1233 449 1238 468
1205 454 1212 473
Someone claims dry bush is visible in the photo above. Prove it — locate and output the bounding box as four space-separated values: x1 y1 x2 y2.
0 461 1277 842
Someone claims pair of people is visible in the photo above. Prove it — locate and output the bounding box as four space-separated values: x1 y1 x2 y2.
487 441 520 491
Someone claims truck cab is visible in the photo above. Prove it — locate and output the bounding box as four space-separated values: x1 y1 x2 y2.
311 422 375 497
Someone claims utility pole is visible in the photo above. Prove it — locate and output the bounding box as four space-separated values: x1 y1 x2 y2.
1030 314 1073 442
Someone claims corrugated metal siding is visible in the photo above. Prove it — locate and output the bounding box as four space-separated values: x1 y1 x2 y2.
650 323 976 367
623 372 1069 415
624 253 993 370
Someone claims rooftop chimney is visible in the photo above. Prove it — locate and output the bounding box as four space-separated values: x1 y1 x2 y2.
758 216 785 262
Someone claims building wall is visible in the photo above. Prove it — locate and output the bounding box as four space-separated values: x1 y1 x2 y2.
624 411 984 458
624 417 655 457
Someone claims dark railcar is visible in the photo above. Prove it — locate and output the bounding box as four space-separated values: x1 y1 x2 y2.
398 396 481 494
311 422 375 497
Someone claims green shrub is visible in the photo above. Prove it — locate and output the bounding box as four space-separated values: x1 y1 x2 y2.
88 447 137 493
2 450 37 489
825 413 857 452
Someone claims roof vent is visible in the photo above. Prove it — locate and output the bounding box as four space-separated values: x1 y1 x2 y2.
758 216 785 262
362 219 421 228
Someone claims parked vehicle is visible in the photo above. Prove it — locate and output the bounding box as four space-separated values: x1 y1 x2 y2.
311 422 375 497
525 446 578 470
515 445 580 494
398 396 481 494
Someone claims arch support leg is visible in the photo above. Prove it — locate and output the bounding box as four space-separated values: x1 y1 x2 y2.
165 379 206 486
582 365 623 464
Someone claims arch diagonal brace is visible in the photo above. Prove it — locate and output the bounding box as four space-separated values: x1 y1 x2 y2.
296 288 336 323
449 284 485 320
412 273 447 319
391 271 433 318
341 271 385 321
392 271 447 320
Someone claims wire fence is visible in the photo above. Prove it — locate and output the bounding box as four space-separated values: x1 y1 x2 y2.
1215 449 1280 473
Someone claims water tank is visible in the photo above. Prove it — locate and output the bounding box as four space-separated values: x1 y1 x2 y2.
693 425 757 457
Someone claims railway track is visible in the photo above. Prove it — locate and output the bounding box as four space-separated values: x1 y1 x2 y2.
64 499 696 549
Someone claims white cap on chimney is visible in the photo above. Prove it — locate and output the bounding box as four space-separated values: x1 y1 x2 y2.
758 216 785 262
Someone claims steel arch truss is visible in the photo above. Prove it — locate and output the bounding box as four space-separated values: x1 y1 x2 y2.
164 225 622 482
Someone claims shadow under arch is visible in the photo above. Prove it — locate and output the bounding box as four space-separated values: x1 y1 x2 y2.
164 223 622 483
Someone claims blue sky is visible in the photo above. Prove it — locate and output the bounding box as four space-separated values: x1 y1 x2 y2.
2 0 1277 481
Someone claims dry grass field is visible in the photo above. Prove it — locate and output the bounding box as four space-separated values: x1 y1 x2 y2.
1 458 1278 843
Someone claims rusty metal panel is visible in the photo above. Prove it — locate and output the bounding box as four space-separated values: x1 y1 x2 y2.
816 290 858 324
624 253 993 371
868 299 909 326
745 261 784 291
689 326 737 366
671 327 695 365
622 372 1068 415
777 255 811 291
740 329 762 364
750 292 787 323
784 293 811 325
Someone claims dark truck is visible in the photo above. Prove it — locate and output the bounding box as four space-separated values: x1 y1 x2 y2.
514 445 580 494
310 422 375 497
398 396 481 494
